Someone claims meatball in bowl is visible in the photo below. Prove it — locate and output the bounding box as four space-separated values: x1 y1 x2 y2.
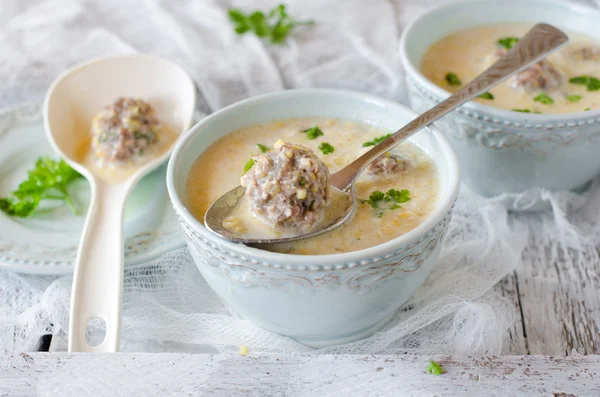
167 89 460 347
400 0 600 209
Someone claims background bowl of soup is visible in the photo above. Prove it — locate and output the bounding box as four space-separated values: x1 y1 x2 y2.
167 89 460 348
399 0 600 207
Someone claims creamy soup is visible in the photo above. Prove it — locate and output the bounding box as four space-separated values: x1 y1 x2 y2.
186 118 440 255
421 23 600 114
76 97 177 183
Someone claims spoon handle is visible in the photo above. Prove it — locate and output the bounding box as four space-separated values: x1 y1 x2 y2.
68 181 131 352
330 23 569 191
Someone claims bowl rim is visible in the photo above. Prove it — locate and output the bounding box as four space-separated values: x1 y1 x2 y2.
166 88 461 266
398 0 600 125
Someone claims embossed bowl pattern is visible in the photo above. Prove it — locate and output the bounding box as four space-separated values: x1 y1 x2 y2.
166 89 460 347
399 0 600 203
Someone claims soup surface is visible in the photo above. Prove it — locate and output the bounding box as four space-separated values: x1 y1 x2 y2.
421 23 600 114
186 118 440 255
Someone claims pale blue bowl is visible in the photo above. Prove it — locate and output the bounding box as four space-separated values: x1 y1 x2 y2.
400 0 600 206
167 89 460 347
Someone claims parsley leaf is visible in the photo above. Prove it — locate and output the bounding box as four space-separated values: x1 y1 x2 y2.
243 158 255 174
257 143 269 153
566 95 583 103
511 108 541 114
386 188 411 204
585 107 591 111
426 361 444 375
302 125 324 140
318 142 334 155
228 4 314 45
0 157 82 218
361 188 411 217
362 134 391 147
569 75 600 91
533 93 554 105
362 191 385 208
497 37 520 49
478 92 494 100
445 72 461 86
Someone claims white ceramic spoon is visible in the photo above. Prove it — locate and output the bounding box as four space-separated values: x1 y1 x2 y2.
43 54 196 352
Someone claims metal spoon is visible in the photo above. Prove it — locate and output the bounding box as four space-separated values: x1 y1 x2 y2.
206 23 568 244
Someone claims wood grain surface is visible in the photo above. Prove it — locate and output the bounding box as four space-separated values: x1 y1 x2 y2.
1 353 599 397
498 239 600 356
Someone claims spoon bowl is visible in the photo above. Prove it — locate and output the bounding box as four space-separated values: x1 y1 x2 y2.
206 23 568 245
44 54 196 352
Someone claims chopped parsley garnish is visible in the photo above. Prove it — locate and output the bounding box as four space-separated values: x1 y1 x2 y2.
362 134 391 147
497 37 520 49
511 108 541 114
569 75 600 91
566 95 583 103
257 143 269 153
426 361 444 375
243 158 255 174
585 107 591 111
0 157 83 218
445 72 461 86
361 188 411 218
302 125 324 140
228 4 314 45
299 177 306 187
533 93 554 105
318 142 334 155
478 92 494 100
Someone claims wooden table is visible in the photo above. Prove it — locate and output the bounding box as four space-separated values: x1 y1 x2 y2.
495 240 600 356
2 353 599 396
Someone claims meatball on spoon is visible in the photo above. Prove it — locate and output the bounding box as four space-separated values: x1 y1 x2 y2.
206 23 568 244
44 55 196 352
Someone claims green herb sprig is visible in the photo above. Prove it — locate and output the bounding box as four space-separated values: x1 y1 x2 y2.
318 142 334 155
497 37 520 49
256 143 270 153
0 157 82 218
243 158 255 174
478 92 494 100
361 188 410 218
566 95 583 103
445 72 461 86
302 125 324 140
511 108 541 114
362 134 391 147
569 75 600 91
533 93 554 105
426 361 444 375
228 4 314 45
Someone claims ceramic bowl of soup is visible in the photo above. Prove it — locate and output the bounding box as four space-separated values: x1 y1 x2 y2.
399 0 600 208
166 89 460 348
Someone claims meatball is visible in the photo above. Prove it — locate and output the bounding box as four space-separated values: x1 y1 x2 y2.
483 50 563 92
365 154 410 178
240 140 330 230
91 97 160 163
509 59 563 92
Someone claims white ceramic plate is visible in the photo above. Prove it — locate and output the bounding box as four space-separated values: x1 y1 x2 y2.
0 102 204 275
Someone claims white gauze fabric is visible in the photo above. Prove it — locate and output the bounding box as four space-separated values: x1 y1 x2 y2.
0 0 598 355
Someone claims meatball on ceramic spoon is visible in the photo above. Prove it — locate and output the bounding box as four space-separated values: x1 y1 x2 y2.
206 23 567 244
44 55 196 352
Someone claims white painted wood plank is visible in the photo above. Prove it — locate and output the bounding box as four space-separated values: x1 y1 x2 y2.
518 242 600 355
494 272 528 355
2 353 599 397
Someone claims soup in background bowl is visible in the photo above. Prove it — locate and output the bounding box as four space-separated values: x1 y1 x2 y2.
167 89 460 347
400 0 600 209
